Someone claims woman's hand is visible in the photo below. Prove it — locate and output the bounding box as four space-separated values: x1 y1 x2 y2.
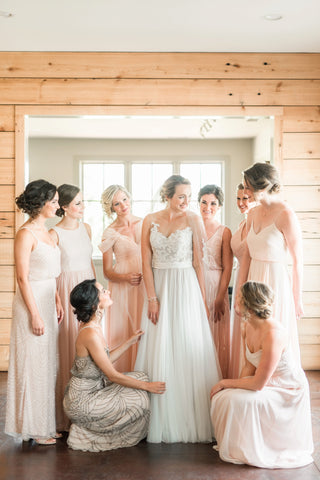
146 381 166 394
210 380 225 399
128 329 144 345
214 296 225 323
148 300 160 325
56 292 64 325
31 314 45 336
125 272 143 286
294 299 304 320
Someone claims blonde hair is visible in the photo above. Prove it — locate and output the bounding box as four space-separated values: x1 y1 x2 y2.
243 162 281 195
159 175 190 203
101 185 131 218
240 281 274 320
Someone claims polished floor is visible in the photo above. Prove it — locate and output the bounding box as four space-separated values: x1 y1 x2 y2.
1 371 320 480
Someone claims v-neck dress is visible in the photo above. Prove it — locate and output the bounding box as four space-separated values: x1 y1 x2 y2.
99 221 144 372
5 227 61 440
247 222 300 364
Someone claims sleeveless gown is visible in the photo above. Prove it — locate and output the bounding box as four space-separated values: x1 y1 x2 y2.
247 222 301 363
135 223 221 443
53 222 95 431
229 220 247 378
63 332 150 452
5 228 61 440
210 345 314 468
204 225 231 378
99 221 144 372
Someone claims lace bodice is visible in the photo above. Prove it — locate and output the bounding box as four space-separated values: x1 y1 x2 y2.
150 223 193 269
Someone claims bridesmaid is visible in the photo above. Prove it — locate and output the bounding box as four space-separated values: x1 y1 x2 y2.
5 179 63 445
99 185 144 372
49 184 95 432
210 281 313 469
237 162 303 364
229 183 256 378
198 185 233 378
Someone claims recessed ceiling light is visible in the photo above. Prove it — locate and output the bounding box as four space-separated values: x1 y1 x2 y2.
0 10 13 17
264 14 282 21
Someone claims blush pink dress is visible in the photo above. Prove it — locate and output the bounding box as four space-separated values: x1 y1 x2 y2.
53 222 95 431
99 221 144 373
229 220 247 379
204 224 231 378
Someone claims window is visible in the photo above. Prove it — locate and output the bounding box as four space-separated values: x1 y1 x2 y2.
80 158 223 257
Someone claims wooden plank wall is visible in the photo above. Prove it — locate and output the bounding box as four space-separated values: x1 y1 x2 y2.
0 52 319 370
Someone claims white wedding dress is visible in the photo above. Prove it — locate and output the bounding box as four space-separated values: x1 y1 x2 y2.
135 223 221 443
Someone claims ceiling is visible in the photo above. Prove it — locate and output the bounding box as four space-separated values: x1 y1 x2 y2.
0 0 319 52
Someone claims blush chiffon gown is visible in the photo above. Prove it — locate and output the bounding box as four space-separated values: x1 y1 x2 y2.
135 222 221 443
99 220 144 372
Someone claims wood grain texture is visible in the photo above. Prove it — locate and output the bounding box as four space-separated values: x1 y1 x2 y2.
283 133 320 159
0 186 15 211
0 52 319 79
283 186 320 212
296 212 320 238
300 344 320 370
0 266 15 292
0 133 14 158
0 159 14 184
0 292 13 318
302 292 320 317
0 212 15 239
0 239 14 265
0 346 9 371
282 159 320 185
283 107 320 133
0 319 11 344
0 106 14 132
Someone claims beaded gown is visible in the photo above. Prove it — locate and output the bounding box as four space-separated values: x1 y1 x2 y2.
53 222 95 431
135 223 221 443
5 228 61 440
99 221 144 372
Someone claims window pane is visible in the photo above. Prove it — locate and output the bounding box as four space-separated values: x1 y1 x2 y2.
103 163 125 190
132 164 152 199
83 164 103 201
132 163 173 212
84 201 105 257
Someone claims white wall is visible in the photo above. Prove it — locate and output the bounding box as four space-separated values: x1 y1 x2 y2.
29 137 253 285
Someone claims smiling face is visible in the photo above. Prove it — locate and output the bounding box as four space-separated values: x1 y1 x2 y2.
236 189 250 215
64 192 84 219
96 282 113 308
168 184 191 212
199 193 220 220
112 190 131 218
41 192 59 219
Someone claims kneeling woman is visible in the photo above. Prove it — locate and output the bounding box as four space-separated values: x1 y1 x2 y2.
210 281 313 469
64 279 165 452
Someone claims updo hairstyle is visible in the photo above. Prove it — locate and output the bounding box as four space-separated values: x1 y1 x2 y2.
243 162 281 195
101 185 131 218
56 184 80 217
197 184 224 206
240 281 274 320
15 179 57 219
70 279 100 324
160 175 191 203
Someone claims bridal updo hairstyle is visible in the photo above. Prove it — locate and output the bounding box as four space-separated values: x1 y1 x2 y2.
101 185 132 218
198 184 224 206
15 179 57 219
160 175 191 203
56 184 80 217
243 162 281 195
70 279 100 324
240 281 274 320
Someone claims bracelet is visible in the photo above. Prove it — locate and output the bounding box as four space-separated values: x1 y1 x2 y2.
148 296 158 302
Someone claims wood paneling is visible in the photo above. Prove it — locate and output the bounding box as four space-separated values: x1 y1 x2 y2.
0 346 9 371
283 133 320 159
283 186 320 212
0 159 14 184
0 52 320 79
0 266 15 292
302 239 320 265
298 318 320 336
303 266 320 291
0 186 15 211
0 132 14 158
0 239 14 265
0 319 11 344
300 345 320 370
0 212 15 239
0 292 13 318
297 212 320 239
303 292 320 318
282 159 320 185
283 107 320 133
0 106 14 132
1 79 320 106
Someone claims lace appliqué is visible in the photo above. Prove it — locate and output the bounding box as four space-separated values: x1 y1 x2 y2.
150 223 193 268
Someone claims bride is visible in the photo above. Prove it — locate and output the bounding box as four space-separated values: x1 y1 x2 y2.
135 175 221 443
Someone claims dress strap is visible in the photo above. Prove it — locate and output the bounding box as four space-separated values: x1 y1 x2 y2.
20 226 40 241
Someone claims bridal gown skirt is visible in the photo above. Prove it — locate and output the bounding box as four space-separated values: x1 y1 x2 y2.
135 266 221 443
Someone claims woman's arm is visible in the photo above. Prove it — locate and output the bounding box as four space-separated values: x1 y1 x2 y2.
109 330 144 363
210 328 285 398
214 227 233 322
84 222 96 277
141 216 159 324
277 208 304 318
15 230 45 336
83 330 166 394
102 248 142 285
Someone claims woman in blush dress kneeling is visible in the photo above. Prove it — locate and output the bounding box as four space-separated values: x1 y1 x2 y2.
210 281 313 469
64 279 165 452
